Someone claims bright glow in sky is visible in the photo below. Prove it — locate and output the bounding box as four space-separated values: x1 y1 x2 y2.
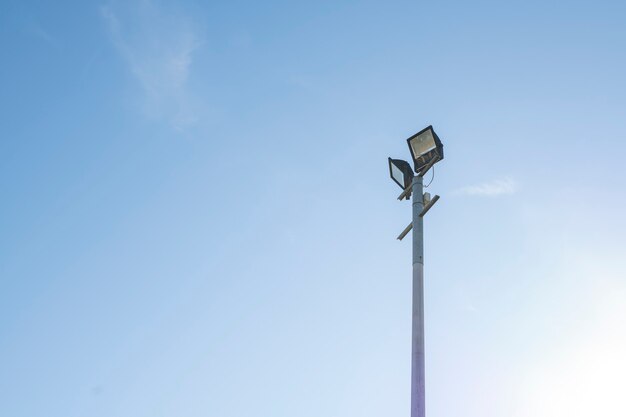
1 1 626 416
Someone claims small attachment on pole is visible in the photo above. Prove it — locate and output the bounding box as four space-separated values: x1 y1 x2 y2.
419 195 440 217
397 222 413 241
397 184 412 201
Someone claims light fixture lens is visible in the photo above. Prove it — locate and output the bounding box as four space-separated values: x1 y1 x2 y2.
388 157 414 190
406 126 444 173
409 130 436 157
391 163 405 187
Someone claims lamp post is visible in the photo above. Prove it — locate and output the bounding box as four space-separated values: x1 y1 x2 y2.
388 125 444 417
410 173 426 417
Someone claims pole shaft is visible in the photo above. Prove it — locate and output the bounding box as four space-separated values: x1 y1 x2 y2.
411 176 425 417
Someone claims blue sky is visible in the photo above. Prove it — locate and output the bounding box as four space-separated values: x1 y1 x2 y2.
1 1 626 416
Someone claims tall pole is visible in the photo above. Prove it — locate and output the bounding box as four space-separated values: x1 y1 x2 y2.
411 175 425 417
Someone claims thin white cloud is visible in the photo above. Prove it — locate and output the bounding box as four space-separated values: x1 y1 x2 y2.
100 1 203 130
454 177 517 197
25 23 59 47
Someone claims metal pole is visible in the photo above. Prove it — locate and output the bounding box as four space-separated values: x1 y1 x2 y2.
411 175 425 417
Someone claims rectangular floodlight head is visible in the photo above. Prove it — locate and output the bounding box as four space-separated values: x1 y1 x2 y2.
388 157 414 190
406 125 444 173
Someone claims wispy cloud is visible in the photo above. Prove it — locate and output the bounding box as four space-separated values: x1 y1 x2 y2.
25 23 59 47
454 177 517 197
101 1 203 130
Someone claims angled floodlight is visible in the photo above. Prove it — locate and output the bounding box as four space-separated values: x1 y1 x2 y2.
406 125 444 173
388 158 414 190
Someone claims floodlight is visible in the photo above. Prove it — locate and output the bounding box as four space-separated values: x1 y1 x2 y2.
388 158 414 190
406 125 444 173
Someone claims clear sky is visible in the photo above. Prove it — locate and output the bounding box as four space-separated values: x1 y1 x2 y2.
1 1 626 416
